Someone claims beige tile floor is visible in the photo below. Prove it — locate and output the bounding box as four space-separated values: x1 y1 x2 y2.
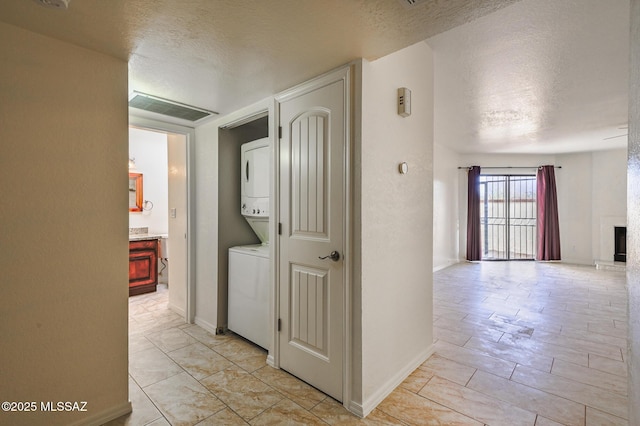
107 261 628 425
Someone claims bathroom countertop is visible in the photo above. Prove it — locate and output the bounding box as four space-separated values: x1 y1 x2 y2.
129 227 167 241
128 233 168 241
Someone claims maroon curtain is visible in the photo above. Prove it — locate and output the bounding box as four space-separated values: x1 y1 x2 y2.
536 165 561 260
466 166 481 261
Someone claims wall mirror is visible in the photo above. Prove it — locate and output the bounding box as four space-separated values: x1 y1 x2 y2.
129 173 143 212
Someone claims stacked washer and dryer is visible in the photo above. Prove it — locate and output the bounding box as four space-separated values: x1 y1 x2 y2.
227 137 270 349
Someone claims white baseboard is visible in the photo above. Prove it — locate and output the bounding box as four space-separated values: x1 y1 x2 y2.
169 302 186 318
194 316 218 335
549 258 591 266
433 260 460 272
68 401 132 426
266 354 276 368
359 343 435 418
346 400 365 418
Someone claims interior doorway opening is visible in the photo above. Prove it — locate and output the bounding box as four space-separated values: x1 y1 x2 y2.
480 174 537 260
129 116 195 322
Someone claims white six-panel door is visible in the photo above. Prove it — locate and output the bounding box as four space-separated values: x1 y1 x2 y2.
278 74 347 402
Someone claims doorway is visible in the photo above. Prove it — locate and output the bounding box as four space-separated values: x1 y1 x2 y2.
216 115 269 333
129 116 195 321
479 174 537 260
276 67 350 403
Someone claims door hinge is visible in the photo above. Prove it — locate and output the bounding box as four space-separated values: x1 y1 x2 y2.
277 318 282 332
278 222 282 235
278 126 282 139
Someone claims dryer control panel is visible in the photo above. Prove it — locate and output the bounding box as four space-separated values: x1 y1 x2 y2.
240 137 270 218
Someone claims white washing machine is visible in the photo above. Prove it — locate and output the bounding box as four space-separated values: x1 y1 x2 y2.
228 244 270 349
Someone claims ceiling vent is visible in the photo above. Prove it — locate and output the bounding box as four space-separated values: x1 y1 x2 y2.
128 92 218 123
33 0 70 9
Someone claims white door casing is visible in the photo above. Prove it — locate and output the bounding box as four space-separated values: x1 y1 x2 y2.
277 69 349 402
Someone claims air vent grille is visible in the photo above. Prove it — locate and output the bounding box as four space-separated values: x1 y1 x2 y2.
129 92 217 122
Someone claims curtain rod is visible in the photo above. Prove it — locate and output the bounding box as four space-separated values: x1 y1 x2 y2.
457 166 562 170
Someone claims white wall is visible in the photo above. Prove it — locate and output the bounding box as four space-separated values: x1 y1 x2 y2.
358 41 434 414
167 134 189 316
433 143 461 270
628 2 639 422
193 121 220 333
591 149 628 261
0 22 130 425
554 152 593 264
453 150 627 265
128 127 169 234
554 149 626 264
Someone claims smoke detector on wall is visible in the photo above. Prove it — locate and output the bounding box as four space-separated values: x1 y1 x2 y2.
33 0 70 9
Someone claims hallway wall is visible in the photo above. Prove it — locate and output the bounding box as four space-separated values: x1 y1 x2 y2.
433 143 461 270
358 41 435 414
0 22 129 425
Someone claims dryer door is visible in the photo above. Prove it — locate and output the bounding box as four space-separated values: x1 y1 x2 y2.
241 139 270 216
243 144 269 199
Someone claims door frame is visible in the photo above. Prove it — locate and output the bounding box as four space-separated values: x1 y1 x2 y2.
273 65 353 408
129 115 196 323
211 98 277 361
479 173 537 260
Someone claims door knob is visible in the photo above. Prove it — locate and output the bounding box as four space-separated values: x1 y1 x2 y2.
319 251 340 261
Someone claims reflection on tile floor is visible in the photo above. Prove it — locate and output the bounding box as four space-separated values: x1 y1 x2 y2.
106 261 628 425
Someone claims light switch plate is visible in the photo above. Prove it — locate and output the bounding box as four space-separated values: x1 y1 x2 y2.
170 208 177 218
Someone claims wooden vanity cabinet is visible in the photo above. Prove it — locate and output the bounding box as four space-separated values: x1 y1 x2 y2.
129 239 158 296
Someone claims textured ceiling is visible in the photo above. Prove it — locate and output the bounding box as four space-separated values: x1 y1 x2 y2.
0 0 517 116
0 0 630 154
427 0 630 154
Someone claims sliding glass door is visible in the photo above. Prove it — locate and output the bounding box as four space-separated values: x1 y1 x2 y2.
479 175 537 260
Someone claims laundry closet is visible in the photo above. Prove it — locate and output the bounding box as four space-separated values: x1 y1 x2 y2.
211 67 354 404
216 114 271 348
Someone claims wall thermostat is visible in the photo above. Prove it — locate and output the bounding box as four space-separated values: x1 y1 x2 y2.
398 87 411 117
399 162 409 174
